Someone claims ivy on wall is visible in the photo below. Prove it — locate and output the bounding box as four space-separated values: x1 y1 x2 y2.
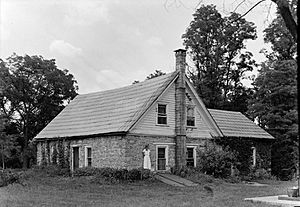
215 137 272 175
52 143 57 165
41 142 47 166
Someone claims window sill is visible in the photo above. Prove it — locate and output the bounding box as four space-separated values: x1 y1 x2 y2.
156 124 169 127
187 126 197 129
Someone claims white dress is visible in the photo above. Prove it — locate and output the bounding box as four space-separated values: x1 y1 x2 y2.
143 149 151 170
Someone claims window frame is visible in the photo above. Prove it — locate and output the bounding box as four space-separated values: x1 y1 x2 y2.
156 145 169 171
85 146 92 167
156 103 168 125
186 146 197 167
187 105 196 127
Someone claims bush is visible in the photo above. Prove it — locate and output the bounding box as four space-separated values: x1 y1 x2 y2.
0 169 24 187
73 167 153 183
33 165 70 177
248 168 276 180
73 167 98 176
197 144 237 178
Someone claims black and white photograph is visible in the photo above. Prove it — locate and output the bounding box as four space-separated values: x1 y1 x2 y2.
0 0 298 206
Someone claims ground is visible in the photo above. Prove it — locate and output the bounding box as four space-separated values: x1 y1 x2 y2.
0 170 297 207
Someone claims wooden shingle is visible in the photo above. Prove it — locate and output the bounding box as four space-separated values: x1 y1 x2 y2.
35 72 178 139
208 109 274 139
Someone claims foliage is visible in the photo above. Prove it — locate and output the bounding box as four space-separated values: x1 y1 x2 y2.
216 138 272 175
132 69 166 84
0 115 21 169
182 5 257 112
51 143 57 165
248 10 297 180
0 54 78 168
73 167 153 183
196 143 237 178
57 140 65 168
32 164 70 177
0 169 25 187
146 70 166 80
247 168 276 181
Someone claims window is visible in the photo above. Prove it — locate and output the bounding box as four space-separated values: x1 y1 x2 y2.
187 106 195 127
156 145 169 171
157 104 167 125
186 147 196 167
85 147 92 167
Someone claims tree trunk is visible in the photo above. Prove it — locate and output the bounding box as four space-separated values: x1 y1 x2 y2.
22 141 29 169
272 0 298 41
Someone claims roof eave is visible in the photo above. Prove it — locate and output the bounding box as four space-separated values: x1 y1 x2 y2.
33 131 128 142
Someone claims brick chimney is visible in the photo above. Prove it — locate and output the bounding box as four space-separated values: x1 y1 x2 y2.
174 49 187 171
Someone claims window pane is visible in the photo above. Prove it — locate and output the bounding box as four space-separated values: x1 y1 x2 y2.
186 148 194 167
158 116 167 125
158 148 165 158
87 148 92 157
158 104 166 114
187 106 195 126
187 107 194 117
88 158 92 167
187 117 195 126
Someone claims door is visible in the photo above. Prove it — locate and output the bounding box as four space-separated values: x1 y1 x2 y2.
73 147 79 170
157 147 166 170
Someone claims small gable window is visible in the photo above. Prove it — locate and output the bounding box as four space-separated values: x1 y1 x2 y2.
187 106 195 127
157 104 167 125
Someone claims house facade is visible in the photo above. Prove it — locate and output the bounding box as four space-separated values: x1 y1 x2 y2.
33 49 274 172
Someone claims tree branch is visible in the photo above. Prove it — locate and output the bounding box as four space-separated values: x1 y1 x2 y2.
271 0 297 41
232 0 266 23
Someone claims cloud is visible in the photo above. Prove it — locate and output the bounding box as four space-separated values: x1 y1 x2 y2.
49 40 82 57
63 1 109 26
145 36 163 47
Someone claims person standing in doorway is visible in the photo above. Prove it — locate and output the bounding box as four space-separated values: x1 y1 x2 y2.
143 144 151 170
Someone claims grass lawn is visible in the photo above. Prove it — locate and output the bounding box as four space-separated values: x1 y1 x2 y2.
0 170 297 207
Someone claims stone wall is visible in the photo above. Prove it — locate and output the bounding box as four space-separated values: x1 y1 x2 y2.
36 134 211 171
69 136 126 169
125 134 209 170
36 135 127 169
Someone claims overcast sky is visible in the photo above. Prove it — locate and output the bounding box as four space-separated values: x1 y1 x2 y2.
0 0 277 94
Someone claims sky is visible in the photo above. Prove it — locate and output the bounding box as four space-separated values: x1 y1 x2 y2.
0 0 277 94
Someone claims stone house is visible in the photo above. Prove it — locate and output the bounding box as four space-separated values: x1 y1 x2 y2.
33 49 274 172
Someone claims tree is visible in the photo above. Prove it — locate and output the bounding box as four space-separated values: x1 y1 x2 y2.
146 70 166 80
248 11 297 179
132 69 166 84
0 54 78 168
182 5 257 111
269 0 297 41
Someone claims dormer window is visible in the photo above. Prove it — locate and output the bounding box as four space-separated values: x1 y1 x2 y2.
187 106 195 127
157 104 167 125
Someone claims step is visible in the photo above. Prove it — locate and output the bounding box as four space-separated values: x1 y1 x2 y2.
157 173 198 187
154 174 185 187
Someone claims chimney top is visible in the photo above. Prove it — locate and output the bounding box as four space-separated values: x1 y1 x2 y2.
174 49 186 72
174 49 186 54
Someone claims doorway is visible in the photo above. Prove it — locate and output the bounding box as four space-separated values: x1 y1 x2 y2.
72 146 79 170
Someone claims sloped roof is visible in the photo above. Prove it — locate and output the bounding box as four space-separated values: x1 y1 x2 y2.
35 72 178 139
208 109 274 139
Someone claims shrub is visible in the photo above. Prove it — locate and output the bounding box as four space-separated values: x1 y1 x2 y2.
73 167 153 183
197 144 237 178
73 167 98 176
0 169 24 187
248 168 276 180
33 165 70 177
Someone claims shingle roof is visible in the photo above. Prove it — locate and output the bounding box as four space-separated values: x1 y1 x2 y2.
208 109 274 139
34 72 178 139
